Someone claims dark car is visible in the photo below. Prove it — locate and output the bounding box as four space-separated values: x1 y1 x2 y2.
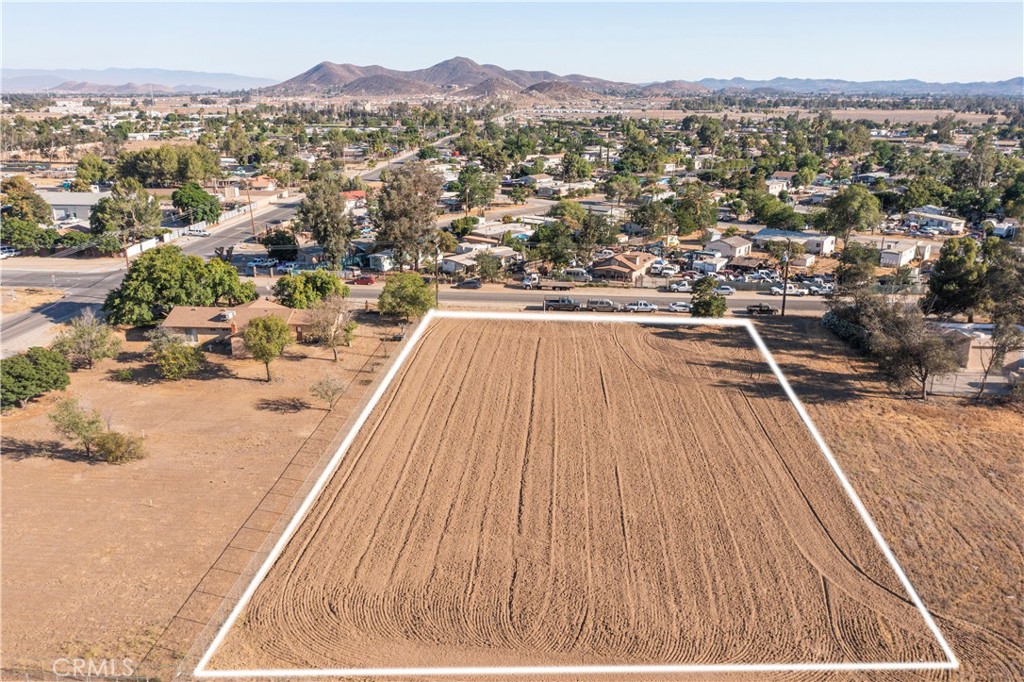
455 279 482 289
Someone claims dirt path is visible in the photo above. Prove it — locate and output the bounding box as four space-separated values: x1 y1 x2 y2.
209 319 946 675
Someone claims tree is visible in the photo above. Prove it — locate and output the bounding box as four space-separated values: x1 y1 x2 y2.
1 175 53 225
0 216 46 249
604 173 641 206
372 162 444 270
824 184 882 247
103 246 256 325
243 315 293 381
171 181 221 224
274 270 348 309
547 200 587 228
630 201 675 242
976 320 1024 399
89 178 161 240
306 295 356 362
475 252 502 282
378 271 436 319
49 398 105 458
509 186 529 204
310 375 347 410
260 228 299 261
834 243 880 293
866 304 960 400
690 276 727 317
672 183 717 236
0 347 70 409
455 165 498 214
921 237 987 321
296 175 355 267
51 309 121 369
559 151 592 182
76 154 112 186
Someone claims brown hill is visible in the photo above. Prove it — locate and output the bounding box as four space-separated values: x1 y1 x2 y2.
458 77 525 98
640 80 709 95
523 81 605 101
340 74 439 96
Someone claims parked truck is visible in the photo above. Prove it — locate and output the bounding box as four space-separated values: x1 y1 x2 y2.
543 297 583 311
521 273 575 291
746 303 779 316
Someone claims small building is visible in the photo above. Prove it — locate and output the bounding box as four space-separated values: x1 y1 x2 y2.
592 251 656 282
693 256 729 274
38 191 111 221
880 241 918 268
160 299 311 354
249 175 278 192
751 229 836 256
705 236 752 259
368 251 396 272
904 210 966 234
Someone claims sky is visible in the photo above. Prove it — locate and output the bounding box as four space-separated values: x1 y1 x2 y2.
2 2 1023 83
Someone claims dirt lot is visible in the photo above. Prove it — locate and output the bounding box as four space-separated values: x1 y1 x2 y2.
0 317 398 677
0 286 64 315
3 314 1019 682
209 317 951 676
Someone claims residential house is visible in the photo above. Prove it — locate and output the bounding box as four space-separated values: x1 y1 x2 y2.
879 241 918 268
248 175 278 191
160 299 311 354
440 246 521 275
767 170 798 196
904 209 966 234
592 251 657 282
38 191 111 221
751 229 836 256
705 236 753 259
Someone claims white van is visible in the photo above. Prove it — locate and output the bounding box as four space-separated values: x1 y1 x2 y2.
563 268 593 282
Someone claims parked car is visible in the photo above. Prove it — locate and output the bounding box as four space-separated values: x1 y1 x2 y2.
595 249 615 260
746 303 779 316
714 285 737 296
624 300 659 313
186 227 211 237
669 281 693 293
353 275 376 285
455 278 482 289
275 261 298 272
0 246 22 258
668 301 692 313
809 283 834 295
245 257 278 268
586 299 621 312
660 264 680 277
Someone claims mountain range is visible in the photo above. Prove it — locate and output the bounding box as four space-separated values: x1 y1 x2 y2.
3 59 1021 97
1 67 276 93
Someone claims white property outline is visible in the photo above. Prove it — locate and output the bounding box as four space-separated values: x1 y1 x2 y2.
194 310 959 679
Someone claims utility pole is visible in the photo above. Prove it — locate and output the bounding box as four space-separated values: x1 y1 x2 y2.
244 182 257 238
780 238 791 318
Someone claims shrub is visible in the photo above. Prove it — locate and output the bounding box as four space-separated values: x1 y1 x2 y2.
93 430 147 464
155 343 204 380
51 309 121 369
111 368 134 382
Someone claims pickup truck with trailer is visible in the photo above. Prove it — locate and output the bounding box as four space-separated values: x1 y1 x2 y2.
746 303 779 316
543 297 583 311
522 273 575 290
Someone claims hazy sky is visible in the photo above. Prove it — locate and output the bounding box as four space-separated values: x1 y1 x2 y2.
3 2 1022 83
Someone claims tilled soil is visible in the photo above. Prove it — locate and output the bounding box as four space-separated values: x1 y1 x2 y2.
209 319 947 675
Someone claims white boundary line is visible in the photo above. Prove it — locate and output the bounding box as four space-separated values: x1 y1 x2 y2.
194 310 957 678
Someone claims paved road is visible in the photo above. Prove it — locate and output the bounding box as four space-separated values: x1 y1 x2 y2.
0 201 301 357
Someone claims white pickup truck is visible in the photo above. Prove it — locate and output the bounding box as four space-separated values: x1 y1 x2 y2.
770 283 809 296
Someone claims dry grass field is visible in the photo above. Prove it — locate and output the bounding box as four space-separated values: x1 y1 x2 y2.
207 317 950 676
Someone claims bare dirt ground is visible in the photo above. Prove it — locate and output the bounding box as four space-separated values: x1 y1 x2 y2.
0 317 398 677
208 318 950 676
0 286 64 315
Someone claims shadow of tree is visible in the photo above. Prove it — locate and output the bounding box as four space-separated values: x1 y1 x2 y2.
255 397 312 413
0 438 96 463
